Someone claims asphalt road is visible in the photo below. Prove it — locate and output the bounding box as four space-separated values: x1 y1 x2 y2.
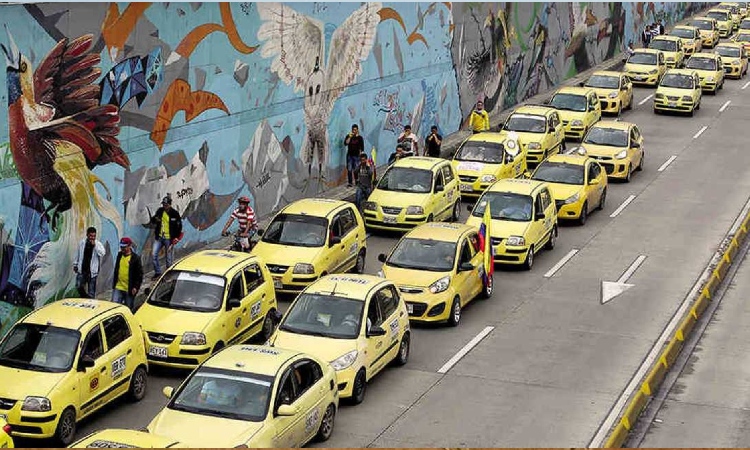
21 52 750 448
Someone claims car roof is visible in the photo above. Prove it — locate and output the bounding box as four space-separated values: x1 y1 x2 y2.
466 132 507 144
543 154 592 166
513 105 557 116
403 222 476 242
72 429 182 448
691 52 721 59
203 344 302 376
633 48 662 55
392 156 446 171
486 178 546 196
692 16 717 22
708 8 730 13
554 86 595 96
591 120 632 131
652 35 682 42
281 198 350 217
665 68 699 76
303 274 388 300
673 25 699 30
717 42 744 49
590 70 624 77
21 298 124 331
171 250 259 277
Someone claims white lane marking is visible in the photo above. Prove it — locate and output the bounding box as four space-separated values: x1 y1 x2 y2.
544 249 580 278
618 254 647 283
437 326 495 374
719 100 731 113
638 94 654 106
657 155 678 172
609 195 636 218
742 81 750 90
692 125 708 139
601 255 648 305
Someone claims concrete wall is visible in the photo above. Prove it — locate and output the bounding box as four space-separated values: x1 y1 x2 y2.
0 2 710 334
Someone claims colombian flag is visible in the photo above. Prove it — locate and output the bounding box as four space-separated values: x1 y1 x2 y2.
369 147 377 179
477 203 494 287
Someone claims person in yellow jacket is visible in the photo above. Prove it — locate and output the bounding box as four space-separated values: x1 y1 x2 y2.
469 100 490 133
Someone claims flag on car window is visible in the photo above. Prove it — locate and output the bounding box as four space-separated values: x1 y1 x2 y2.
477 203 493 287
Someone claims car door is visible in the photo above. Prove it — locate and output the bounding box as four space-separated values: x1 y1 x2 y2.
241 262 270 338
272 367 302 447
441 165 460 208
455 237 482 302
540 188 557 232
77 323 110 418
101 314 136 399
376 285 403 365
630 125 644 165
224 271 247 345
588 93 602 123
338 207 361 271
288 359 326 445
551 112 564 148
432 169 449 220
364 292 389 377
585 162 603 208
658 52 666 78
530 192 546 249
622 75 633 106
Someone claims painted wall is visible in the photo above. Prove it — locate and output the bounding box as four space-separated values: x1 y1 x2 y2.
0 2 709 334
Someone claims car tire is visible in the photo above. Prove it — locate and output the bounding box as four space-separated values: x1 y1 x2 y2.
481 274 493 299
315 404 336 442
353 249 366 274
350 369 367 405
394 332 410 366
578 203 588 226
522 246 534 271
545 225 557 250
625 164 632 183
625 94 633 110
637 152 644 171
447 296 461 327
55 407 77 446
598 188 607 211
261 312 276 342
127 365 148 402
451 201 461 222
689 107 695 117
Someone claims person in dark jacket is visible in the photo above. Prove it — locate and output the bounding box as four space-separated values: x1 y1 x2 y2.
149 195 183 279
112 237 143 312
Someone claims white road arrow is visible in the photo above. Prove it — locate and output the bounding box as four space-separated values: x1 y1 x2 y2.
601 255 647 305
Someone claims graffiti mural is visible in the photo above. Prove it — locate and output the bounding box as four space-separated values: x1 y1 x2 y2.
0 2 709 334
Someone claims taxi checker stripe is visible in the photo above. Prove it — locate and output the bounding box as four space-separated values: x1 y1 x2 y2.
369 340 400 369
227 316 265 346
80 374 132 411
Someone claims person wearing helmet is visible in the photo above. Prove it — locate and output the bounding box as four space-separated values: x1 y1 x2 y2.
221 196 257 251
149 194 183 280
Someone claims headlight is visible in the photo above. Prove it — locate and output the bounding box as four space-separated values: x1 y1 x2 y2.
406 206 424 215
682 95 693 101
480 174 497 183
22 396 51 412
293 263 315 274
506 235 526 246
666 56 674 61
655 93 665 99
505 139 518 150
429 276 451 294
330 350 358 371
363 201 376 211
608 91 619 98
564 192 581 204
527 142 541 150
706 76 715 82
649 69 658 74
181 332 206 345
615 150 628 160
733 60 741 66
571 120 583 127
377 270 384 278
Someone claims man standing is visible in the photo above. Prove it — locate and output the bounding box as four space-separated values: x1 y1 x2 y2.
112 237 143 312
397 124 420 156
469 101 490 134
149 195 183 279
344 124 364 187
658 20 665 35
425 126 443 158
73 226 106 298
354 153 374 211
642 25 652 46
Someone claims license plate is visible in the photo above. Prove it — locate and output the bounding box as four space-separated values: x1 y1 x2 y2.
0 414 5 420
460 183 473 192
148 346 168 359
273 278 283 289
407 304 414 314
383 216 397 224
668 102 676 107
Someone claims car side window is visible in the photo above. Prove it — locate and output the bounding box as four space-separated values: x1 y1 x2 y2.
442 165 455 184
468 232 481 252
376 286 399 319
82 325 104 361
367 295 384 329
542 189 553 210
589 95 599 110
292 359 323 397
227 273 245 305
329 216 344 239
534 194 544 218
275 369 297 409
243 264 264 294
434 170 445 191
102 315 131 350
590 163 602 181
459 240 473 265
340 208 357 234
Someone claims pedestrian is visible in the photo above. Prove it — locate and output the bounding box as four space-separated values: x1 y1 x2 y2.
625 40 635 58
642 25 652 46
425 125 443 158
112 237 143 312
221 196 258 252
397 124 420 156
650 23 660 39
149 195 183 280
354 152 374 211
344 124 364 187
658 20 665 35
469 100 490 134
73 226 106 298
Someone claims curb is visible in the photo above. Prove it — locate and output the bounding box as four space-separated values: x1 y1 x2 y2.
601 196 750 448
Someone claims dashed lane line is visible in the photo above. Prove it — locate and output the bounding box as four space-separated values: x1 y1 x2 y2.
544 249 580 278
693 125 708 139
657 155 678 172
742 81 750 90
610 195 636 218
638 94 654 106
437 326 495 374
719 100 731 113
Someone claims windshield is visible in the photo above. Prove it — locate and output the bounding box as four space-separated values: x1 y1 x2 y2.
692 20 714 31
737 33 750 42
532 162 585 185
686 57 717 70
279 293 364 339
716 46 741 57
628 52 658 65
169 367 272 422
671 28 696 39
583 127 629 147
0 324 80 372
707 11 729 21
742 21 750 29
650 40 678 52
387 238 456 272
147 270 226 312
585 75 619 89
660 74 695 89
549 93 587 112
472 192 533 222
455 141 505 163
262 213 328 247
377 167 433 193
504 115 546 133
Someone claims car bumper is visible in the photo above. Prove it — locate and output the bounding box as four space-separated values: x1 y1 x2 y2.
526 148 549 165
701 36 717 46
458 178 494 198
491 241 529 264
398 288 455 322
554 199 585 220
654 97 696 112
597 159 632 179
598 97 622 113
724 65 743 77
335 365 360 398
363 210 429 231
719 28 731 37
699 79 719 91
144 333 212 369
1 407 59 439
628 73 660 85
562 124 586 140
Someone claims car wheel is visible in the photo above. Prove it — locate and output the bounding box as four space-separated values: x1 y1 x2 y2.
261 312 276 342
625 164 633 183
447 296 461 327
55 407 77 446
560 141 567 154
315 404 336 442
545 225 557 250
696 101 701 111
598 188 607 211
522 246 534 271
626 93 633 110
353 249 366 274
426 214 434 223
481 274 493 299
127 365 148 402
213 341 225 354
394 332 410 366
578 203 588 226
350 369 367 405
451 201 461 222
689 107 695 117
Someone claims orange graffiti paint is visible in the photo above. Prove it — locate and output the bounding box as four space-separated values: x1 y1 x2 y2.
101 3 153 59
174 3 258 59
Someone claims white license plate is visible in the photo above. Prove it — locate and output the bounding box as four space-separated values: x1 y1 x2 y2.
407 304 414 314
634 76 645 80
668 102 677 107
273 278 283 289
383 216 397 224
460 183 473 192
148 346 168 359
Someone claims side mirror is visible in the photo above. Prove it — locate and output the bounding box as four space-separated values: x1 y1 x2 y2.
458 262 475 272
536 213 546 221
256 228 264 237
228 298 242 309
377 253 387 263
466 205 474 212
144 287 151 296
435 185 444 193
329 236 342 246
589 178 600 186
277 404 298 417
578 81 586 87
622 57 628 63
163 386 174 399
367 325 387 337
631 141 641 148
78 355 95 371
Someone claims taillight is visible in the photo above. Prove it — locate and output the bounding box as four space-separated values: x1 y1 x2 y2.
2 424 10 434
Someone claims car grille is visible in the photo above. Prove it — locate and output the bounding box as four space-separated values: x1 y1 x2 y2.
147 332 176 344
590 155 613 161
382 206 403 215
458 175 478 183
266 264 289 274
562 120 570 126
407 302 428 316
600 163 615 174
491 237 503 245
667 95 680 101
399 286 424 294
0 397 16 410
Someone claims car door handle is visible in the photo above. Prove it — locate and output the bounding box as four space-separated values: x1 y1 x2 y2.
242 308 247 313
127 349 132 355
100 366 106 373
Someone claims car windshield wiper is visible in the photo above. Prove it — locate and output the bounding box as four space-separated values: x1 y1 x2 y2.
279 324 328 337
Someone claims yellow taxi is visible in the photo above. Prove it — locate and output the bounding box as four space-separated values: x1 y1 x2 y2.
377 223 491 326
451 132 526 199
136 250 279 369
582 71 634 115
653 69 702 115
716 42 749 78
499 105 565 168
717 3 742 28
580 121 644 182
0 299 148 445
690 17 721 48
708 8 734 37
649 35 686 68
251 198 368 295
465 179 558 270
741 18 750 30
624 49 667 86
547 86 602 141
530 154 607 225
670 25 703 55
268 275 410 405
363 157 461 231
148 345 338 447
69 429 184 448
734 30 750 53
0 418 12 448
737 2 748 18
685 53 726 93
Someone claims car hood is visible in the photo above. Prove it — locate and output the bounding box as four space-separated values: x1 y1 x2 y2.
556 109 587 121
721 55 743 64
497 130 546 145
382 265 452 288
580 143 626 158
271 331 356 364
0 364 66 399
251 241 322 268
452 160 503 176
75 430 183 448
589 87 620 98
368 188 429 209
691 68 720 78
544 183 584 201
136 303 215 335
625 63 659 73
149 409 264 447
656 86 697 97
658 50 680 59
466 215 530 239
